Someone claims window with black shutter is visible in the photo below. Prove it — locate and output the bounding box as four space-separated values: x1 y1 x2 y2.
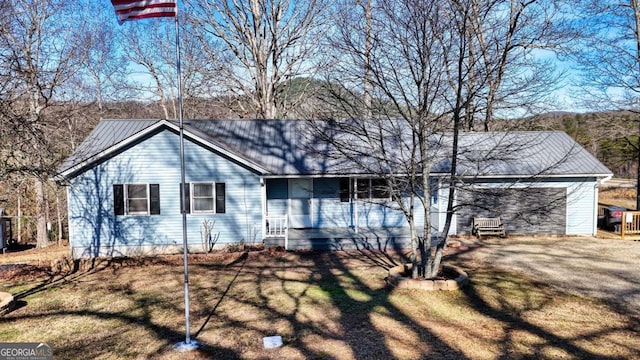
113 183 160 216
182 182 225 214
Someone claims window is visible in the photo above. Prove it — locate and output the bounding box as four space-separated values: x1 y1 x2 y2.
181 182 226 214
356 178 390 200
113 184 160 216
192 183 214 213
371 178 390 199
339 178 350 202
430 178 439 205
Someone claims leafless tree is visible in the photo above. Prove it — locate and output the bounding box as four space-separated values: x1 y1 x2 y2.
115 14 229 120
317 0 572 278
74 3 128 115
570 0 640 209
318 0 451 278
185 0 329 119
459 0 572 131
0 0 87 248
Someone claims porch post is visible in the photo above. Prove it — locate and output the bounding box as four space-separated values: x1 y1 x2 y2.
261 178 267 241
354 178 359 234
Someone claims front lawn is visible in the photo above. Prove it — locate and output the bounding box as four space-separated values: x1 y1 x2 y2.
1 247 638 359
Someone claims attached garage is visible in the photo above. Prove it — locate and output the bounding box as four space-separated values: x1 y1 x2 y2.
456 184 568 235
431 131 611 237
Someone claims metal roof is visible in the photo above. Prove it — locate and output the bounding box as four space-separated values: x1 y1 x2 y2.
58 119 162 177
57 119 612 180
432 131 613 177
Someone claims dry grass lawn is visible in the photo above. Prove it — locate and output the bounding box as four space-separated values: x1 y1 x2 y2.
1 246 639 359
599 187 637 210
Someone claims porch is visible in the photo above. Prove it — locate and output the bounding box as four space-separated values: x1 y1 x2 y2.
264 226 436 251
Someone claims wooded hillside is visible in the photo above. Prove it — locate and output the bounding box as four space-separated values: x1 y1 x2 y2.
510 111 639 179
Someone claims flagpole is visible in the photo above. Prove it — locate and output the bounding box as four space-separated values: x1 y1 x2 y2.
173 2 198 352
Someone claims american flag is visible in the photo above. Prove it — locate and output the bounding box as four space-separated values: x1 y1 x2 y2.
111 0 176 24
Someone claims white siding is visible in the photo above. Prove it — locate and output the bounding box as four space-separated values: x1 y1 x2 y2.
566 180 598 235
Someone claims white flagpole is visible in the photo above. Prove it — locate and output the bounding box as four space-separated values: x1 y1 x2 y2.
173 2 198 352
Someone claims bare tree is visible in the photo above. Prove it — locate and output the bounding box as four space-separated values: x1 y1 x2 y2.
460 0 572 130
318 0 571 278
185 0 329 119
75 3 128 115
319 0 450 278
0 0 87 248
570 0 640 209
114 14 228 120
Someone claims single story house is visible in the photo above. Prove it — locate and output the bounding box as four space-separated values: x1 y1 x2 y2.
56 119 612 258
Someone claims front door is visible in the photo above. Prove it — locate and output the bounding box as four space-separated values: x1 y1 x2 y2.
289 179 312 228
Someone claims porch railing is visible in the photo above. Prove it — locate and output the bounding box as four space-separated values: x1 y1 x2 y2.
265 214 289 250
621 211 640 239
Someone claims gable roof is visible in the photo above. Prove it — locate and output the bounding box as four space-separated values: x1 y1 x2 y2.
57 119 612 181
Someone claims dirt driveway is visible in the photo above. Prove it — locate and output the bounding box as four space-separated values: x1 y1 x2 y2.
456 236 640 316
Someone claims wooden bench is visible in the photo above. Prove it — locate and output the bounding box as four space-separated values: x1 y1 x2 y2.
472 217 506 238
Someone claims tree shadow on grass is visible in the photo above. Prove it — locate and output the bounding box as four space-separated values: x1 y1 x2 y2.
194 252 248 337
457 263 640 359
449 238 640 357
7 246 637 359
184 249 471 358
1 263 242 359
9 256 179 301
303 251 472 359
1 307 241 359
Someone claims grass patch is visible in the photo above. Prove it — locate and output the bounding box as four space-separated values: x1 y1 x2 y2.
0 250 638 359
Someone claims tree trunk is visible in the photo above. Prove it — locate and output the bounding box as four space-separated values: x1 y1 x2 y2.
35 179 49 248
363 0 373 119
409 219 419 278
56 190 63 244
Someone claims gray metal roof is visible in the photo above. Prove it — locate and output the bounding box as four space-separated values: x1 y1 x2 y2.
58 119 612 180
58 119 162 176
433 131 612 177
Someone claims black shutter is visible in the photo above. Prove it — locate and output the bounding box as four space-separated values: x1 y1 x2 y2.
180 183 190 214
113 184 124 215
215 183 226 213
149 184 160 215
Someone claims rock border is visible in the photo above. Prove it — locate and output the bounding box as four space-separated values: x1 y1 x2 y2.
387 264 469 291
0 292 15 316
